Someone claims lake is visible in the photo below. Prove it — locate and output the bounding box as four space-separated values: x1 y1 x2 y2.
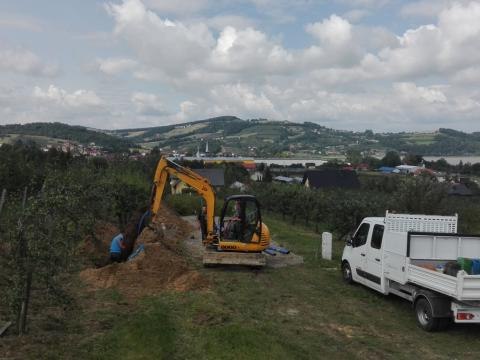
424 156 480 165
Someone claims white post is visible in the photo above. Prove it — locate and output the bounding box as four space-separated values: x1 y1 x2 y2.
322 232 332 260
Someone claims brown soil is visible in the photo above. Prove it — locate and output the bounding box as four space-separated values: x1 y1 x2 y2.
79 207 208 300
80 222 119 267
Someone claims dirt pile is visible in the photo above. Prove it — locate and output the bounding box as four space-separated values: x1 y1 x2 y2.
80 207 207 299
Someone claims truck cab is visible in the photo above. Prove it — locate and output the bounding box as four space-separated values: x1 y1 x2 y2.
342 217 386 292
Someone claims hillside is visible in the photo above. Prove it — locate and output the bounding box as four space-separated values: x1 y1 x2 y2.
0 122 134 152
3 119 480 157
113 116 480 157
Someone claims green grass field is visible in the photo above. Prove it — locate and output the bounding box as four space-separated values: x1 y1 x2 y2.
405 133 436 145
55 215 480 359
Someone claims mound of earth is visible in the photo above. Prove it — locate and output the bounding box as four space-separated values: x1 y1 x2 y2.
80 207 207 300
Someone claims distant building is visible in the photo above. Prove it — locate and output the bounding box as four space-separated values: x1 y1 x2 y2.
230 181 246 192
250 171 263 182
170 168 225 194
395 165 420 174
195 168 225 187
448 183 473 196
302 170 360 190
273 176 295 184
355 163 370 171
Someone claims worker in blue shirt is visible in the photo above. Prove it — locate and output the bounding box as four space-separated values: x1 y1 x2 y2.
110 233 126 263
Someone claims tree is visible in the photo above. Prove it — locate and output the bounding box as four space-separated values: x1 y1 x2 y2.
403 153 424 166
346 149 362 165
263 167 272 182
392 176 448 214
362 156 381 169
381 151 401 167
224 163 249 186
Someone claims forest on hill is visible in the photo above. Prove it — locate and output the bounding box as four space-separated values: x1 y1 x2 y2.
0 122 134 153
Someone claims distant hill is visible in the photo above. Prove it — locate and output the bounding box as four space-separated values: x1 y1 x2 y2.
112 116 480 157
2 118 480 157
0 122 134 152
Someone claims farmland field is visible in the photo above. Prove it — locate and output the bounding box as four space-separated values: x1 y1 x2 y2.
32 214 480 360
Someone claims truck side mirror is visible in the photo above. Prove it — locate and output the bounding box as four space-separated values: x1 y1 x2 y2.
346 235 353 247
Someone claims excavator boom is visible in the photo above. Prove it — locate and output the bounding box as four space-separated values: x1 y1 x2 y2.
151 157 216 245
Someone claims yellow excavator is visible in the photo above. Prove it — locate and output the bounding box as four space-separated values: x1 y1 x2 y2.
150 157 271 266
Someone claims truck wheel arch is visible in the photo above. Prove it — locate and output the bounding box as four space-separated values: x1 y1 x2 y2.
342 261 353 284
413 290 452 318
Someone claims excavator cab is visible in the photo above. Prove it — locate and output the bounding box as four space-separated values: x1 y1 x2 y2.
218 195 267 252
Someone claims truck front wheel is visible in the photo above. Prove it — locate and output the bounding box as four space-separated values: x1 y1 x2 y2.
342 261 353 284
415 298 449 331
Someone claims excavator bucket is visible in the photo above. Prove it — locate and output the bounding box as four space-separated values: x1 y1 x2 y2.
203 249 266 267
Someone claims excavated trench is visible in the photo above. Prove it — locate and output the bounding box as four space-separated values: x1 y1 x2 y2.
79 206 209 300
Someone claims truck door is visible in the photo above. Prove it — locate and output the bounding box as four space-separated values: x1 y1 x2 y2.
365 224 384 290
351 223 370 283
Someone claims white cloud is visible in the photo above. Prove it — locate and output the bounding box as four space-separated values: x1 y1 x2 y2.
96 0 480 130
208 83 281 119
393 82 448 104
33 85 104 108
5 0 480 131
361 2 480 80
306 15 352 46
106 0 214 76
131 92 169 115
0 47 58 77
211 26 293 75
96 57 138 75
303 16 394 68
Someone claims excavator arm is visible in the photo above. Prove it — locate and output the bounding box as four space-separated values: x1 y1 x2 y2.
151 157 217 245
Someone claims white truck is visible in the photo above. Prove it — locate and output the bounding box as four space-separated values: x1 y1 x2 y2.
341 211 480 331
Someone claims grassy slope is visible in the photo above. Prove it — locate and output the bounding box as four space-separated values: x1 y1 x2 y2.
67 215 480 360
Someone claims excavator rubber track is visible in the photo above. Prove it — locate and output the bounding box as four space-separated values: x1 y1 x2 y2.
203 249 266 267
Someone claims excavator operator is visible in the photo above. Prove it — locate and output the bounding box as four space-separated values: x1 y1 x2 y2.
224 200 244 241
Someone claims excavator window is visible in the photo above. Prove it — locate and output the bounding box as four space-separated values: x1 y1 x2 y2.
220 196 261 243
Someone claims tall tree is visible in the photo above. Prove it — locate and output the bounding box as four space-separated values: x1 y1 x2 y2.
381 151 401 167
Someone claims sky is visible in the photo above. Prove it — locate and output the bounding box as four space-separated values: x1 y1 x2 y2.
0 0 480 132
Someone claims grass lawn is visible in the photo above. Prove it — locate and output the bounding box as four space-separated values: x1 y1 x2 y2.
70 215 480 360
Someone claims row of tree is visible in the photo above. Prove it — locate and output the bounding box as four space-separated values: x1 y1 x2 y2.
252 176 480 238
0 142 155 334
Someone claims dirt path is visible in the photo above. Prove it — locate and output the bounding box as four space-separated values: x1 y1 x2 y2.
181 215 304 268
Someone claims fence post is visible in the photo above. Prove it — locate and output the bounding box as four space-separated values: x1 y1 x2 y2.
17 187 29 335
322 232 332 260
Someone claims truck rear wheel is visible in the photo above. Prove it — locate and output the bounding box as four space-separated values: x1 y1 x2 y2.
415 298 448 332
342 261 353 284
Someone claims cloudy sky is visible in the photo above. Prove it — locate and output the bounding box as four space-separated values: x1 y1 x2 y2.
1 0 480 131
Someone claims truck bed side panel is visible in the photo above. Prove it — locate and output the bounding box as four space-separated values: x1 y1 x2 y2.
408 264 459 297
